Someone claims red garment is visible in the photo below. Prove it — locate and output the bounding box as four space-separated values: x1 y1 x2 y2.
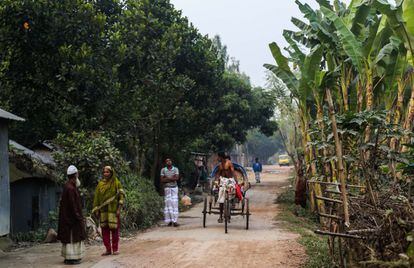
102 216 120 253
235 183 243 201
295 177 307 208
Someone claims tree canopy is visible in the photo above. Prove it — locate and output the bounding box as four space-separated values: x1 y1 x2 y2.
0 0 276 180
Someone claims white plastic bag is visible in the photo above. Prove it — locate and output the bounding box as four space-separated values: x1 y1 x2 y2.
181 194 192 206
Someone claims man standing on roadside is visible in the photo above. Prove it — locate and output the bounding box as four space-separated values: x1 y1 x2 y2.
57 165 86 265
160 158 180 227
253 157 263 183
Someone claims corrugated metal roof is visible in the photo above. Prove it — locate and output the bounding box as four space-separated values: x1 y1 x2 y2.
0 108 25 121
9 140 55 166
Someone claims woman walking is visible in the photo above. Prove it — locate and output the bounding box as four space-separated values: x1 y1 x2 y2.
93 166 125 256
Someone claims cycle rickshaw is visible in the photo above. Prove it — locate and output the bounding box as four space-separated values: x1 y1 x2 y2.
202 163 251 233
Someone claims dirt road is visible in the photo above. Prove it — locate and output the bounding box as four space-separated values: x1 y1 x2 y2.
0 165 306 268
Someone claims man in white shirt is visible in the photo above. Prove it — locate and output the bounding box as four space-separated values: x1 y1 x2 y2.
160 158 180 227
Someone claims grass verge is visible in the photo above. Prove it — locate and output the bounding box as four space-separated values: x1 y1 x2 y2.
276 180 333 268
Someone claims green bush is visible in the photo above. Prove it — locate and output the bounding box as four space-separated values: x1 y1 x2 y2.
121 174 164 230
53 131 129 189
53 131 129 210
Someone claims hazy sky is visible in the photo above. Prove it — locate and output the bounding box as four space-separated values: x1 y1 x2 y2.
170 0 350 87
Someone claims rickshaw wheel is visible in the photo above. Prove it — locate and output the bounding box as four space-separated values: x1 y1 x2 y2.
203 197 207 228
224 196 230 234
245 198 250 230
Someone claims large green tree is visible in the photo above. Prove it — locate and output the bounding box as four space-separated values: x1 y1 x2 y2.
0 0 277 183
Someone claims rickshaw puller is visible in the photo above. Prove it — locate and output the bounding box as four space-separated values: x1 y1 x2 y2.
215 152 235 223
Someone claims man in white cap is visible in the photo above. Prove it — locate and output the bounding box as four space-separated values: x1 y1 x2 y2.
57 165 86 265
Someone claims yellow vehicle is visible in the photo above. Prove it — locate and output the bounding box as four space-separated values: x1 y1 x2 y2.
278 154 290 166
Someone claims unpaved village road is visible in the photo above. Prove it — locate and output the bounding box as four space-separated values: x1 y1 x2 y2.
0 165 306 268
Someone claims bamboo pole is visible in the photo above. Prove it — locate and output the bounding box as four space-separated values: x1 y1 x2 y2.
308 180 365 188
326 88 350 227
347 229 377 234
314 230 363 239
316 195 343 204
318 213 343 220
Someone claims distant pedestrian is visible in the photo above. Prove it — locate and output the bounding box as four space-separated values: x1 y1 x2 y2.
57 165 86 265
253 157 263 183
93 166 125 256
161 158 180 227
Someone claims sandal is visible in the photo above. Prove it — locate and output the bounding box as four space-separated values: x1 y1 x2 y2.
101 251 111 256
112 251 120 255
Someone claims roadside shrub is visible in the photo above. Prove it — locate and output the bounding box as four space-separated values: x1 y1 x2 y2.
121 174 163 230
53 131 129 209
53 131 129 187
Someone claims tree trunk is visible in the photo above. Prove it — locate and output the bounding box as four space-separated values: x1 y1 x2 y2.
315 94 331 180
402 76 414 152
364 71 374 144
365 70 374 111
299 109 316 212
308 131 326 217
390 79 406 181
326 88 350 227
139 150 146 177
150 121 161 187
357 80 364 113
340 66 351 112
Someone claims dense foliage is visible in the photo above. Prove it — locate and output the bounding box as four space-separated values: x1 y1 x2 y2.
53 131 128 188
266 0 414 266
121 174 164 230
0 0 276 182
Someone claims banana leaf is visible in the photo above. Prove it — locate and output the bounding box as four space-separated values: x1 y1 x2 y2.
349 1 372 38
299 45 323 105
263 63 299 96
283 30 305 63
403 0 414 36
321 6 364 74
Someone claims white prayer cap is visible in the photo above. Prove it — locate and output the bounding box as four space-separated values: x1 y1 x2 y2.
67 165 78 175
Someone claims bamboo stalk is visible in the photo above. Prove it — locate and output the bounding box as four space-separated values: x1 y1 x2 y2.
324 189 342 194
308 180 365 188
326 88 350 227
314 230 363 239
347 229 377 234
318 213 343 220
316 195 343 204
